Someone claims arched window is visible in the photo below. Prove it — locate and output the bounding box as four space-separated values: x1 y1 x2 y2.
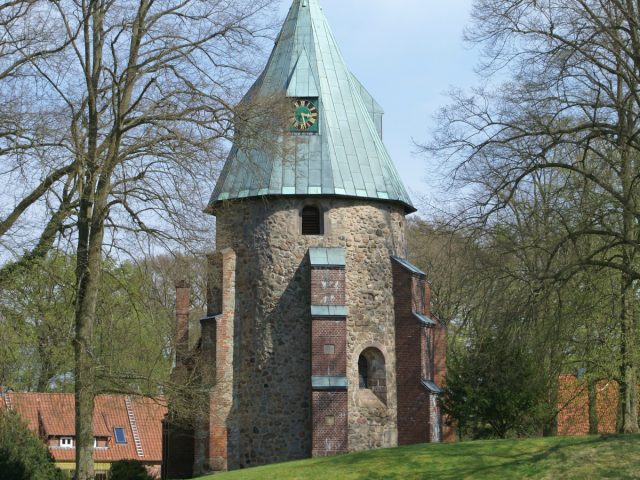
358 356 368 388
358 347 387 404
301 206 322 235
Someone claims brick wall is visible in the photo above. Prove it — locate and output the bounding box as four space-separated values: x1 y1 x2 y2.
162 420 194 479
310 260 348 457
433 322 454 442
557 374 619 435
163 283 196 478
392 261 430 445
392 259 454 444
311 269 346 305
312 391 348 456
208 248 237 472
412 277 426 314
312 319 346 377
175 283 190 364
433 322 447 389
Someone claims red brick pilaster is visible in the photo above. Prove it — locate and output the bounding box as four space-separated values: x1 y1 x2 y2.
393 261 429 445
310 251 348 457
392 257 449 445
311 391 348 456
208 248 236 471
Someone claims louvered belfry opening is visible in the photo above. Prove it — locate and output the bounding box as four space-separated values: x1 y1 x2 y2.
302 206 322 235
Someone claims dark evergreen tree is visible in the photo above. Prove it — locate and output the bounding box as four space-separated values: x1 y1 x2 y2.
0 411 64 480
442 331 547 439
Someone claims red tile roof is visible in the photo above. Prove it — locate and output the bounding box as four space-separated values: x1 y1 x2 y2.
0 393 167 463
130 397 167 462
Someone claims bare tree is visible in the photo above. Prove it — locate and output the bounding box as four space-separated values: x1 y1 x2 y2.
0 0 285 477
423 0 640 433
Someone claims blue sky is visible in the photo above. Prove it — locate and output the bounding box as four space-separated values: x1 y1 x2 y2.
277 0 479 211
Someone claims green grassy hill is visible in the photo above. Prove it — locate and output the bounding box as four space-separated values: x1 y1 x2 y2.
201 434 640 480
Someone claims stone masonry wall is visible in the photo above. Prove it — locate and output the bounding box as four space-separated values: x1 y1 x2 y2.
211 196 407 468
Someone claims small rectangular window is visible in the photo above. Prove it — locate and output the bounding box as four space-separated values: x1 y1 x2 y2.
60 437 74 448
324 344 335 354
302 206 323 235
325 415 335 426
114 427 127 444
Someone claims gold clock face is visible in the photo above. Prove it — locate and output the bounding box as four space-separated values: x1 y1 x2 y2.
291 99 319 131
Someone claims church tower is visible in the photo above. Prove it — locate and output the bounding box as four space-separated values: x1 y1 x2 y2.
162 0 448 477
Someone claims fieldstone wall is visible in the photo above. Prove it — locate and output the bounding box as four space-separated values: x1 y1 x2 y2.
210 196 407 468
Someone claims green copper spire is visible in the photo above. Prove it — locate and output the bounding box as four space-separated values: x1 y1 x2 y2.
210 0 415 213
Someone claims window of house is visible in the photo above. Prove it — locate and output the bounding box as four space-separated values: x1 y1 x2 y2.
301 206 322 235
95 473 108 480
60 437 74 448
94 437 108 449
114 427 127 444
325 415 335 426
324 344 335 354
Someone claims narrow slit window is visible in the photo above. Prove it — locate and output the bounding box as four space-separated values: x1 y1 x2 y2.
358 355 368 388
302 206 322 235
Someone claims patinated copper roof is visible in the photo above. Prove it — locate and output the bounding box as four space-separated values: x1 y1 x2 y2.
210 0 415 213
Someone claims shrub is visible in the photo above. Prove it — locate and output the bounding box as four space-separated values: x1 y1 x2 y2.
442 334 548 439
0 410 65 480
109 460 153 480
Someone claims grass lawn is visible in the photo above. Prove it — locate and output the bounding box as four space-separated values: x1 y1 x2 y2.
199 434 640 480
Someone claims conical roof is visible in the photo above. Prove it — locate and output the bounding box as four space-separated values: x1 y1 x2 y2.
210 0 415 213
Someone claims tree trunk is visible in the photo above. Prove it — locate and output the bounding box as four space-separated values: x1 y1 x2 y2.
74 197 105 479
588 379 599 435
73 167 107 479
618 151 639 433
543 376 558 437
619 275 639 433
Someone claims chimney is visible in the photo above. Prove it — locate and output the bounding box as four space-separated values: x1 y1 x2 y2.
175 281 190 363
